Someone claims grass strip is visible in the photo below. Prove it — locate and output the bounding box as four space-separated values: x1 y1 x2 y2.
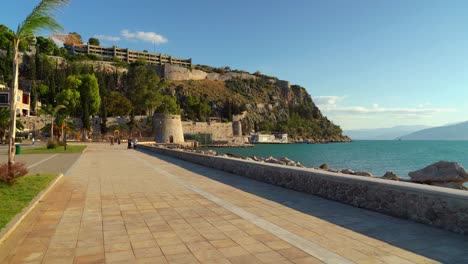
21 145 87 154
0 174 56 230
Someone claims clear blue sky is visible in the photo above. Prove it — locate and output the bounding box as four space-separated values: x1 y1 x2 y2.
4 0 468 129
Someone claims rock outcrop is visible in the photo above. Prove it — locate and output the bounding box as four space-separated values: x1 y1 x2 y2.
382 171 401 181
409 161 468 183
409 161 468 190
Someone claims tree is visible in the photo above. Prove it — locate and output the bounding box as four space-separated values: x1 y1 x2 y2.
0 108 24 143
68 32 82 44
0 108 10 143
36 36 57 55
0 25 14 50
7 0 69 175
78 74 100 129
105 91 132 117
88 37 99 46
124 63 162 114
56 75 81 114
154 95 181 115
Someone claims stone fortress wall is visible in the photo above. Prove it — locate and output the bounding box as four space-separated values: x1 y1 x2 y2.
162 64 290 88
182 121 234 141
138 145 468 235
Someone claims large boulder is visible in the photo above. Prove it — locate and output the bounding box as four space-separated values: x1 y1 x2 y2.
340 169 355 175
319 163 329 170
382 171 401 181
355 171 373 177
408 161 468 183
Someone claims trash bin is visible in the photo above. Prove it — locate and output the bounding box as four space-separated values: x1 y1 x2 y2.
15 145 21 155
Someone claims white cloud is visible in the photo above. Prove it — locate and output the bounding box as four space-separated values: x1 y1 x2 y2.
313 96 345 106
94 35 121 42
121 29 168 44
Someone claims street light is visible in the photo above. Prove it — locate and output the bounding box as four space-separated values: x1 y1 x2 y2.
50 105 66 141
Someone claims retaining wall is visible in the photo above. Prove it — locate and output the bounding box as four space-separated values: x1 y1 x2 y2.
139 145 468 235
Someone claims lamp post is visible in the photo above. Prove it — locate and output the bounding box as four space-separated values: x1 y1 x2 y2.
50 105 66 141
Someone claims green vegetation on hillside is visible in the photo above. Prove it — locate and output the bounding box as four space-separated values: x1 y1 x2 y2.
0 24 349 142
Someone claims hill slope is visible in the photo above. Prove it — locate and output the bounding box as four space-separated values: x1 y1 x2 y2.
345 125 431 140
400 121 468 140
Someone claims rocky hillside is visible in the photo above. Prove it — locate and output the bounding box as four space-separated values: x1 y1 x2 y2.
163 65 350 143
1 48 349 142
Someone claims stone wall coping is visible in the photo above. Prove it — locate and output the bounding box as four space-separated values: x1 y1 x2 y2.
222 155 468 198
167 147 468 200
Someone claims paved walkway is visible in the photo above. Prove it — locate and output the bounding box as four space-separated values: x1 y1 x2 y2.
0 144 467 264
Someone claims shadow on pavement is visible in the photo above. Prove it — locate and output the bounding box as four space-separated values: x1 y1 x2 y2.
137 148 468 264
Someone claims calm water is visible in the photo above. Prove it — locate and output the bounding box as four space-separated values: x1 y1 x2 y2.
208 141 468 178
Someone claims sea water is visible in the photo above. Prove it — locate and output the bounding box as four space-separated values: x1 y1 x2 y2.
208 140 468 179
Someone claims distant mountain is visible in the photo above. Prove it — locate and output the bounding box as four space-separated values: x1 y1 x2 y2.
344 125 431 140
399 121 468 140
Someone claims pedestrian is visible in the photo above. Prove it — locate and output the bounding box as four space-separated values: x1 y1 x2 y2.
133 138 138 149
32 137 35 145
118 138 121 145
127 138 132 149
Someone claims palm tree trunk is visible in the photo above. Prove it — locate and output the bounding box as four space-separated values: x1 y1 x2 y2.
8 41 19 173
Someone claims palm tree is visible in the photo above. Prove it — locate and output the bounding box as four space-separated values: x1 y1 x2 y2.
7 0 69 173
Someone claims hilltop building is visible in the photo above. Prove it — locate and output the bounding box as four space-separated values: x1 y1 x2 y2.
67 44 192 68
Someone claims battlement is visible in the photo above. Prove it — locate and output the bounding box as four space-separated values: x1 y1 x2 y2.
68 44 192 68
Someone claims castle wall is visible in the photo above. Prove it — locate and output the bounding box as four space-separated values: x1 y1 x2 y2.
164 64 207 81
182 121 233 141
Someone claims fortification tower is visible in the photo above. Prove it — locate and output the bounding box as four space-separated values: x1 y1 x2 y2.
232 112 246 137
153 113 184 143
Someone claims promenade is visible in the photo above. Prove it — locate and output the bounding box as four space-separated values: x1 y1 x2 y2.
0 144 467 263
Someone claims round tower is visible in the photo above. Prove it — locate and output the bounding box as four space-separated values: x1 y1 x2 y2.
153 113 184 143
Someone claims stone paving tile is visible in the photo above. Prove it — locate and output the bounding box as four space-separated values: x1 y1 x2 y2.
165 252 200 264
160 244 191 255
218 246 250 258
133 247 163 259
0 144 466 264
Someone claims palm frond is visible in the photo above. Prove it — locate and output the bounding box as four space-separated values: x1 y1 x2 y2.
17 0 70 39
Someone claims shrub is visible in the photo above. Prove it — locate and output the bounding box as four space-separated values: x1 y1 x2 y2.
0 162 29 185
47 140 57 149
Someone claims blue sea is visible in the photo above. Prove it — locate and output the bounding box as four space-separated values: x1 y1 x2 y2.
208 141 468 179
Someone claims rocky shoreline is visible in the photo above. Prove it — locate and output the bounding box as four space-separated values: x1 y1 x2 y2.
181 148 468 191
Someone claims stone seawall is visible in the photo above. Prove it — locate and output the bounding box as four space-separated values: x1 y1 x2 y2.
139 145 468 235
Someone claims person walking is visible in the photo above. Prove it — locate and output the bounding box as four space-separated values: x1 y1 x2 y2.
32 137 35 145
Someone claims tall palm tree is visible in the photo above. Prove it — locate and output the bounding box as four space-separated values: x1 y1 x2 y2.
8 0 69 173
